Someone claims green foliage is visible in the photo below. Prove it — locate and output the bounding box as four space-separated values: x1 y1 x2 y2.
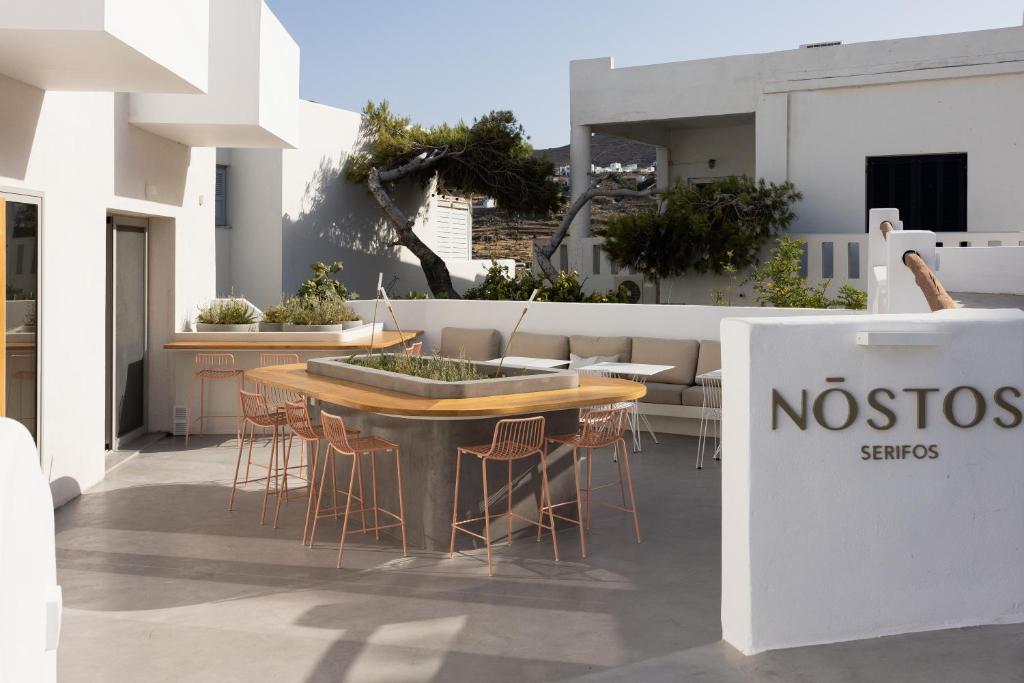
298 261 354 301
346 352 484 382
463 261 631 303
23 302 36 327
400 290 430 300
345 101 562 215
260 302 293 324
834 284 868 310
197 298 257 325
749 237 867 309
288 292 359 326
600 176 803 280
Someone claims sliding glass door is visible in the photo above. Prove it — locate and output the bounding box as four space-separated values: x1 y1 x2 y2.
2 192 40 440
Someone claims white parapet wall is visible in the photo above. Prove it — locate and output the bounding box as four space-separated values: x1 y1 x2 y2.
721 307 1024 654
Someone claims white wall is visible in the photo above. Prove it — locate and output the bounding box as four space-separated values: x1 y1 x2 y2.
129 0 299 148
721 308 1024 654
668 123 755 184
937 246 1024 294
787 75 1024 234
0 77 217 506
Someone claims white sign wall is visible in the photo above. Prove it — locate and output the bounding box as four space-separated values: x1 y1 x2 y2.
721 308 1024 654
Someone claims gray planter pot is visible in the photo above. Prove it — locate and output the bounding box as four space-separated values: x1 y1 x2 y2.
341 319 365 330
259 322 285 332
283 323 346 332
196 322 255 332
307 354 579 399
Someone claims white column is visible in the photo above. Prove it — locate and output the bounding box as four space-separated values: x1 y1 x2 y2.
569 125 593 247
754 93 789 183
655 145 670 192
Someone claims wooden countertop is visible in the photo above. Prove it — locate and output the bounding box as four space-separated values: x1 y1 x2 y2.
163 330 420 351
245 363 646 418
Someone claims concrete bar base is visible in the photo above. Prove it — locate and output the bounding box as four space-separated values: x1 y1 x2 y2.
315 402 580 551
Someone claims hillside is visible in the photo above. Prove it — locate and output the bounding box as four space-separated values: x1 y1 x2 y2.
534 133 655 167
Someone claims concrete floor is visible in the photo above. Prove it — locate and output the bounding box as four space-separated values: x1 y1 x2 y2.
56 434 1023 682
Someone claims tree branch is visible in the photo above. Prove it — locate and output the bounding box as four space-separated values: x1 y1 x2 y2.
534 174 659 282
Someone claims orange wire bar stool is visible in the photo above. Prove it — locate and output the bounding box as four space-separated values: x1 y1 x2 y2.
185 353 243 446
319 410 408 568
279 400 359 542
405 341 423 356
259 352 300 367
230 390 290 525
546 407 641 544
450 416 564 576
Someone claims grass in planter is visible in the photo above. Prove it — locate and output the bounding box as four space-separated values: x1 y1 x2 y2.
346 352 485 382
261 302 292 324
197 298 257 325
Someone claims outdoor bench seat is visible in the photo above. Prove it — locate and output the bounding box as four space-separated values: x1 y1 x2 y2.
506 332 569 360
440 327 501 361
642 382 685 405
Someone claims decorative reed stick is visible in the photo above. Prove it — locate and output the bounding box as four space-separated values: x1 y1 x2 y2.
495 289 539 377
368 273 382 358
379 287 409 356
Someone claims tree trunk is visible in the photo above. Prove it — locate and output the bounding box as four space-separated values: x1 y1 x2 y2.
534 175 658 283
367 156 460 299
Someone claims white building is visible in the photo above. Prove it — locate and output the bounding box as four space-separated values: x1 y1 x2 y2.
215 100 496 309
566 24 1024 302
0 0 497 509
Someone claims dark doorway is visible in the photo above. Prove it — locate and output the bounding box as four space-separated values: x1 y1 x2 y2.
106 217 148 450
865 153 967 232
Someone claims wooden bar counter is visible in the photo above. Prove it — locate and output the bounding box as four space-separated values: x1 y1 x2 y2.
245 363 646 551
162 330 420 351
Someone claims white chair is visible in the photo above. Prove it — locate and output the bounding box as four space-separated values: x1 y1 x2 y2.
696 371 722 469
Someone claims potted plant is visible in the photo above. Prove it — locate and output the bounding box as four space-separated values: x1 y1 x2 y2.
22 302 36 333
259 301 292 332
283 293 357 332
196 298 257 332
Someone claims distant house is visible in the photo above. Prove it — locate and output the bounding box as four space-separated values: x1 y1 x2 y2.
623 163 639 173
555 164 571 176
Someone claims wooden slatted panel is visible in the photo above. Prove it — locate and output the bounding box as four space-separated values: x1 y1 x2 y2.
432 198 470 260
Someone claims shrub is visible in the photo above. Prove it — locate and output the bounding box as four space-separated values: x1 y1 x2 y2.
748 237 867 309
298 261 355 301
261 302 292 324
463 261 631 303
288 293 359 325
346 352 484 382
197 298 257 325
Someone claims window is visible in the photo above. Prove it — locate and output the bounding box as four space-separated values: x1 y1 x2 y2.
215 165 228 226
865 154 966 232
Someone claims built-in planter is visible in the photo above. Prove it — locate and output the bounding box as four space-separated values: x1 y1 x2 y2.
306 354 579 399
283 323 346 333
341 319 365 330
196 323 256 332
259 322 285 332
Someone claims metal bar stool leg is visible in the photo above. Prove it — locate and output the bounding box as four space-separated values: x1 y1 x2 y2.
449 451 462 557
394 447 408 557
482 459 493 576
337 454 359 568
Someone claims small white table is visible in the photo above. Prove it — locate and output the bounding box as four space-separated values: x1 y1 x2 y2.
576 361 674 451
484 356 571 369
696 369 722 469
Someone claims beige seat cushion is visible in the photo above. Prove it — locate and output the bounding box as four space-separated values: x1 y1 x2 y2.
506 332 569 360
630 337 699 385
569 335 630 361
696 340 722 377
440 327 501 361
681 385 706 407
640 382 684 405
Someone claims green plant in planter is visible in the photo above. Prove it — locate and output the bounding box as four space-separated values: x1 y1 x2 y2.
289 293 358 326
261 302 293 324
347 352 484 382
297 261 356 301
23 302 37 328
197 298 257 325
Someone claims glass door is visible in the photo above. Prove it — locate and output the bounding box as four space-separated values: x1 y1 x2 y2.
3 193 40 440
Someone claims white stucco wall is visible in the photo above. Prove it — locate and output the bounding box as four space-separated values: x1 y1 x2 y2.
721 308 1024 654
668 123 755 184
0 75 217 506
787 75 1024 234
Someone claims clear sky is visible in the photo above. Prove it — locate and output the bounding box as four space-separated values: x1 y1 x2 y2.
265 0 1023 149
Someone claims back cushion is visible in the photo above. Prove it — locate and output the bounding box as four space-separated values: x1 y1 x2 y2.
440 327 501 361
630 336 699 385
696 340 722 376
569 335 631 361
507 332 570 360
